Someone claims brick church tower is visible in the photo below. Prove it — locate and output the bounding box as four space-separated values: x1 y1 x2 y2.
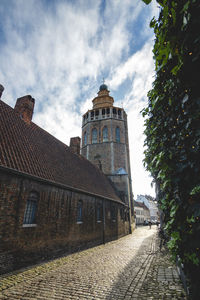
81 83 134 230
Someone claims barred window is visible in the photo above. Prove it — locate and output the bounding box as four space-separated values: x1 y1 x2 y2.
23 192 38 225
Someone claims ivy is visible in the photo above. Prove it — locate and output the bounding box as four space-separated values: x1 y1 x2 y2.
141 0 200 298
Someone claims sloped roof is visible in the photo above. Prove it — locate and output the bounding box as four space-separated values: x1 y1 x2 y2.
0 100 121 202
134 200 149 211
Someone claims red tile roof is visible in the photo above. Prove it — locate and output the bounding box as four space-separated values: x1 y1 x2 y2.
0 100 121 202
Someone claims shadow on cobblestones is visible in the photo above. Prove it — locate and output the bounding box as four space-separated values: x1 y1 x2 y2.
0 227 187 300
105 230 187 300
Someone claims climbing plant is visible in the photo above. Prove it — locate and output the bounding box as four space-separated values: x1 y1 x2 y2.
141 0 200 298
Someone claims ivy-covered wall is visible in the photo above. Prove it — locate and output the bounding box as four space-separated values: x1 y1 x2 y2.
142 0 200 299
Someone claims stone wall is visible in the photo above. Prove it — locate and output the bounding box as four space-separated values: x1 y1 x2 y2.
0 169 130 274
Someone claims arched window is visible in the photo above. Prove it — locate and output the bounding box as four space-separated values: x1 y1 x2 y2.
92 128 97 144
103 126 108 142
116 127 120 143
23 191 39 225
84 131 87 146
77 200 83 223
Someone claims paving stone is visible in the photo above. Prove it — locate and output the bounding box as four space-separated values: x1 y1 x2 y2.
0 227 187 299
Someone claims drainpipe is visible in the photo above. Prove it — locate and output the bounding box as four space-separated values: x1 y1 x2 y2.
102 198 106 244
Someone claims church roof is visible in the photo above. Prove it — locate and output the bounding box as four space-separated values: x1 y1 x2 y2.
0 100 121 202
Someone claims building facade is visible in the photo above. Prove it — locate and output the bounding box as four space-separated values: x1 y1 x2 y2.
134 201 150 225
0 84 134 274
81 84 134 231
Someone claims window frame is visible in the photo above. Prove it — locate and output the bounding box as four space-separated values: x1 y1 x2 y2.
102 126 108 142
23 191 39 227
92 128 98 144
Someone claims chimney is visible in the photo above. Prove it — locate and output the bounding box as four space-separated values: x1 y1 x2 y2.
70 137 81 155
14 95 35 124
0 84 4 99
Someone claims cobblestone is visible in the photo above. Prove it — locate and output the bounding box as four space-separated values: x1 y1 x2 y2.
0 227 187 299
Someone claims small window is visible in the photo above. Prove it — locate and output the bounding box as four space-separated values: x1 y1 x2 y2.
113 108 117 114
97 204 102 222
92 128 98 144
23 191 38 225
95 110 99 116
116 127 120 143
84 131 87 146
77 200 83 223
102 108 105 115
103 126 108 142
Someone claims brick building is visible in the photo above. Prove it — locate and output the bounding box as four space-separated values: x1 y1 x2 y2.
0 84 134 274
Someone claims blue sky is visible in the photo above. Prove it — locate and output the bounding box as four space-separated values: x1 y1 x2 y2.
0 0 160 197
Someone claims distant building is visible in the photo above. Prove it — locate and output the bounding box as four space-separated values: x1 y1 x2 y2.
136 194 159 222
134 201 150 225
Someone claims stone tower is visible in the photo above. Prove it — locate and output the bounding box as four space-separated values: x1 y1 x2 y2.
81 83 134 230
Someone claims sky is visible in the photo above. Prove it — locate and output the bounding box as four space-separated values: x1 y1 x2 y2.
0 0 160 198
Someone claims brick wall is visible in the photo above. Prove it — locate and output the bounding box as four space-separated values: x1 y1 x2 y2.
0 169 129 274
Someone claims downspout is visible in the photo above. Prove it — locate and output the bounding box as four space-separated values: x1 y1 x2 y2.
102 198 106 244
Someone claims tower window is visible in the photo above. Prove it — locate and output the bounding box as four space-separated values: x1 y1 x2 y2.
23 191 39 225
84 131 87 146
116 127 120 143
106 108 110 114
102 108 105 115
95 110 99 116
92 128 98 144
103 126 108 142
77 200 83 223
113 108 117 114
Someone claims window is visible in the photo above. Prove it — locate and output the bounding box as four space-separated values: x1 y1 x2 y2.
102 126 108 142
77 200 83 223
102 108 105 115
116 127 120 143
97 204 102 222
23 191 38 225
111 205 116 221
106 108 110 114
84 131 87 146
92 128 97 143
113 108 117 115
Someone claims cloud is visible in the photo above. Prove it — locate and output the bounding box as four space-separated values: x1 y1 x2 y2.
0 0 159 197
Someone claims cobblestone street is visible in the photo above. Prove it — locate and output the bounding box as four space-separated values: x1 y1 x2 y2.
0 227 187 300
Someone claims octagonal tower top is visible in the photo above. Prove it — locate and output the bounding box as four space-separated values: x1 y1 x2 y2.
92 83 114 109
